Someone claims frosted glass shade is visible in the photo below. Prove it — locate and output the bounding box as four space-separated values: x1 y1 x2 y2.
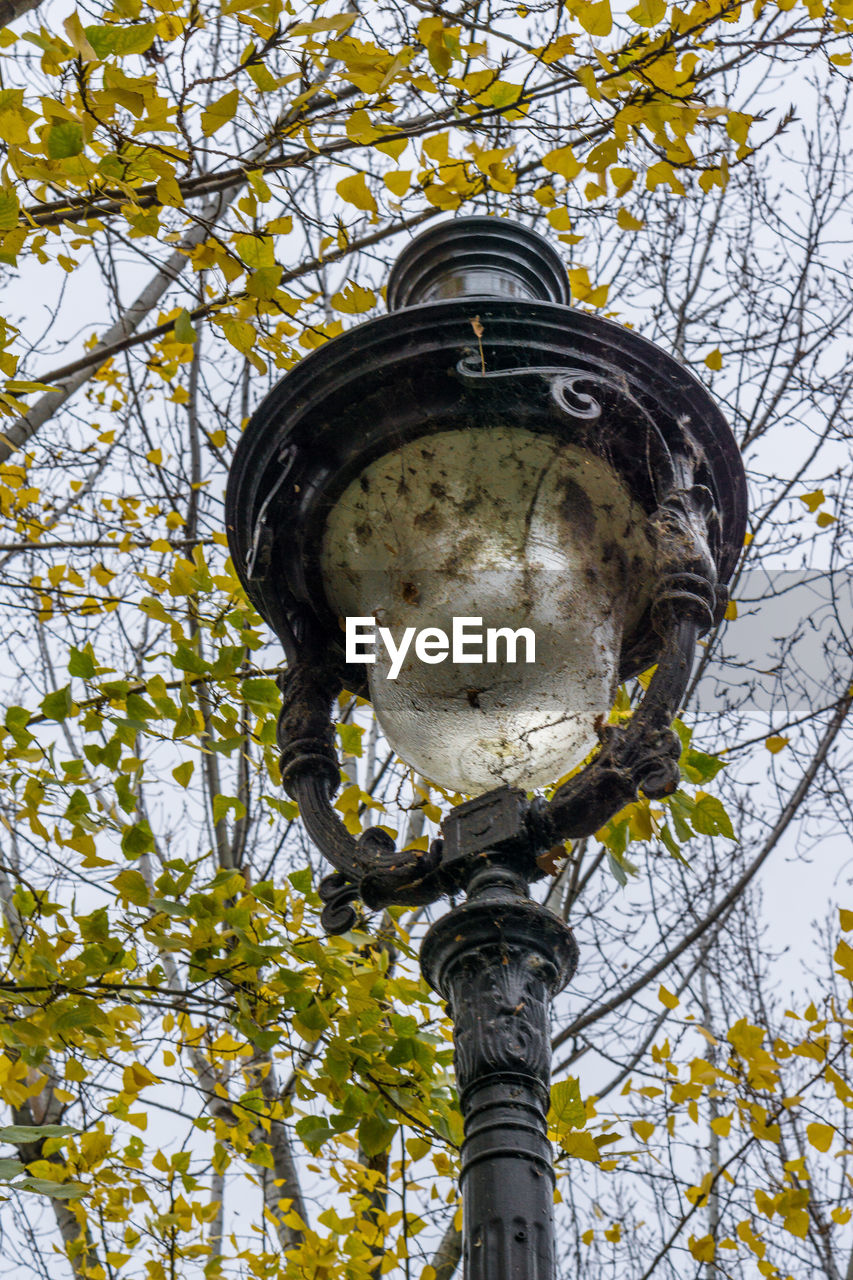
321 427 654 795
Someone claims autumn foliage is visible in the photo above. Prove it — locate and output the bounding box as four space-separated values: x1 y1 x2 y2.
0 0 851 1276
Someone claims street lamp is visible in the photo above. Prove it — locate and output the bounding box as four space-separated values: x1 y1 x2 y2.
225 216 746 1280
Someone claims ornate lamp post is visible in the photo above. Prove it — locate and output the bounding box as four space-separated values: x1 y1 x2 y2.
225 217 746 1279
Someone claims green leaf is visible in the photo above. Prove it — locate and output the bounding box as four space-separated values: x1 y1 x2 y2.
174 309 197 344
358 1113 396 1156
681 748 725 784
241 678 279 715
85 23 156 58
40 685 72 721
171 643 208 675
0 187 18 231
295 1115 333 1154
659 822 687 863
148 897 192 918
16 1177 87 1199
111 868 149 906
46 121 84 160
68 645 96 679
248 1141 274 1168
0 1124 77 1144
4 705 33 747
549 1076 585 1133
668 791 695 843
0 1158 24 1179
288 867 312 894
172 760 194 788
607 848 628 887
691 793 735 839
120 819 155 859
338 722 364 757
212 794 246 825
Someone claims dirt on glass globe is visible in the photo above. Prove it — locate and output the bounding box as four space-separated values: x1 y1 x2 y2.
321 426 655 796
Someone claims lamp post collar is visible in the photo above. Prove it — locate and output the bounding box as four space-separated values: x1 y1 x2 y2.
386 215 572 309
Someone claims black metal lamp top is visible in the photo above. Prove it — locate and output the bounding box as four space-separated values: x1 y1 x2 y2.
226 216 746 671
385 215 572 309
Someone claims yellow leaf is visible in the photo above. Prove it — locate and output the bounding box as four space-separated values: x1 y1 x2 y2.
546 206 573 232
423 132 450 162
632 1119 654 1141
726 112 753 145
63 12 97 60
646 161 686 195
560 1130 601 1162
832 1207 851 1224
610 166 636 196
784 1208 809 1237
156 177 183 209
710 1115 731 1137
570 0 613 35
581 1228 594 1245
542 146 581 181
816 511 837 527
331 283 377 314
627 0 666 23
689 1235 715 1262
806 1122 833 1152
764 736 789 754
290 14 357 35
384 170 411 197
123 1062 159 1093
604 1222 621 1242
839 908 853 931
617 208 644 231
336 172 378 215
146 449 163 466
201 89 239 136
658 984 679 1009
345 108 383 145
221 317 256 355
538 34 578 63
172 761 193 788
832 936 853 978
704 348 723 370
798 489 825 512
724 600 737 621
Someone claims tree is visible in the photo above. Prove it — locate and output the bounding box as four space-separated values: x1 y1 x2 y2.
0 0 850 1277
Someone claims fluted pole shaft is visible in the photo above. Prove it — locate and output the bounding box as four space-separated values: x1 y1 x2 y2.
421 864 577 1280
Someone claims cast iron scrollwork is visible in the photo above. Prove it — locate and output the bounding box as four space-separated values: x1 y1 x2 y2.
276 647 446 932
456 358 606 423
455 358 680 498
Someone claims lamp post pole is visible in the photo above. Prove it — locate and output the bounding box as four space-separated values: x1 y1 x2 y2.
421 798 577 1280
225 216 747 1280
